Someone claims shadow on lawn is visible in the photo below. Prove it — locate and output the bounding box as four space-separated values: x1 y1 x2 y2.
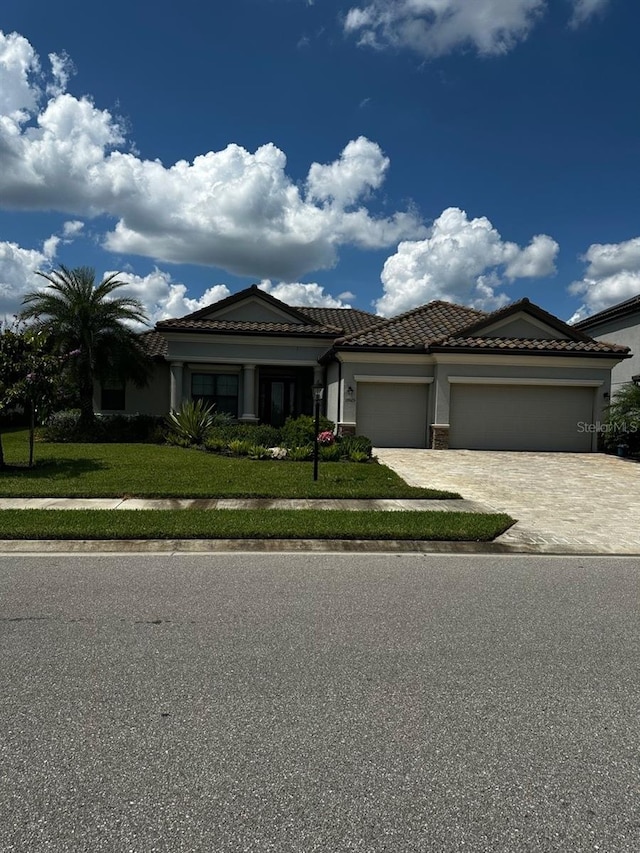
1 457 107 479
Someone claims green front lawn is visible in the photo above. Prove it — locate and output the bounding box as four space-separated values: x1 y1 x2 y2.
0 430 459 500
0 509 514 541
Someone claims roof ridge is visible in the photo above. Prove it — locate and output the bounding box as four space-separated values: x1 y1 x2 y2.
574 292 640 328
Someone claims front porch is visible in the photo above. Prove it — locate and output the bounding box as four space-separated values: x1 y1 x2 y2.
170 361 323 426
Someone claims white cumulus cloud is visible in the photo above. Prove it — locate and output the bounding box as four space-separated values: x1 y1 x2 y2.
0 31 424 282
257 280 352 308
107 270 232 326
0 239 53 319
375 207 559 316
343 0 611 58
0 30 40 120
568 236 640 322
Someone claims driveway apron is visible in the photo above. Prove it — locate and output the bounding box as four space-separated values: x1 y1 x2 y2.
375 449 640 554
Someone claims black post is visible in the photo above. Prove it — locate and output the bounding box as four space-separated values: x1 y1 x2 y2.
313 396 320 481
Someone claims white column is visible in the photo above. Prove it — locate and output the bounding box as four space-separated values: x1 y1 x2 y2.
240 364 259 422
169 361 184 411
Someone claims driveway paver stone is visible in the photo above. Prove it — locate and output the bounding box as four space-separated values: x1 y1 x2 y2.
375 449 640 554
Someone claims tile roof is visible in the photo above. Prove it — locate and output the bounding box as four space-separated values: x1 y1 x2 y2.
295 306 378 335
155 318 342 336
138 330 167 358
337 301 487 348
430 336 629 354
146 287 629 361
573 293 640 329
155 300 379 338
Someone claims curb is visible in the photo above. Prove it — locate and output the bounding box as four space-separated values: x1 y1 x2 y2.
0 538 637 556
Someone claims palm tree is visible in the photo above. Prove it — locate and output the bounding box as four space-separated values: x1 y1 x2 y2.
20 266 153 432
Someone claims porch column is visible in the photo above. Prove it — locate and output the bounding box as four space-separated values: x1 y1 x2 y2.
169 361 184 411
240 363 259 423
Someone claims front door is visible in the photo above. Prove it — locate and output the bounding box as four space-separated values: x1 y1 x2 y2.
259 378 296 426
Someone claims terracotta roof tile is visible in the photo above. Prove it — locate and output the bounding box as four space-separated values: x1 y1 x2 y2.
431 336 629 354
155 318 340 336
294 306 378 335
138 330 168 358
338 300 487 348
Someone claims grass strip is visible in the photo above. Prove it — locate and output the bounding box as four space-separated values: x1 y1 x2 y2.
0 433 458 500
0 509 514 541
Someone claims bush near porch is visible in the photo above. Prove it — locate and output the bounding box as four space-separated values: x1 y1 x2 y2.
39 409 372 461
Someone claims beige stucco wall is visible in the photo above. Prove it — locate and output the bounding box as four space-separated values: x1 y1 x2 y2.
94 362 171 417
581 315 639 393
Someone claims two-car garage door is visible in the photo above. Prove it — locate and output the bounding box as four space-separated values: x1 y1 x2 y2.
355 379 597 451
449 383 595 452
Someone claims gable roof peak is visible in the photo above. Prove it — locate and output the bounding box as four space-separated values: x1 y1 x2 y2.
451 296 593 343
164 283 312 325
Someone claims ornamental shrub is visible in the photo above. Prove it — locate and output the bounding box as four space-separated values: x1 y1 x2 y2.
602 383 640 455
338 434 373 458
248 444 273 459
319 444 342 461
42 410 164 443
281 414 334 449
228 439 252 456
286 444 313 461
166 399 215 446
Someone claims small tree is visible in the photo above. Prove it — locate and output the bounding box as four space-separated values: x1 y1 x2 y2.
602 382 640 455
0 324 71 467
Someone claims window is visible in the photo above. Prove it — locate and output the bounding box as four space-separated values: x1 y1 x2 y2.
101 379 125 411
191 373 239 417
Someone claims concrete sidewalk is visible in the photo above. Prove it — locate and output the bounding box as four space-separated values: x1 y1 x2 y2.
0 496 488 512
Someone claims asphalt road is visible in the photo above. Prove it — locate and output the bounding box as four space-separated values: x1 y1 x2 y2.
1 553 639 852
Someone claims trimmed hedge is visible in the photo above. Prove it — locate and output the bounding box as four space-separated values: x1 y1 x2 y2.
40 410 166 443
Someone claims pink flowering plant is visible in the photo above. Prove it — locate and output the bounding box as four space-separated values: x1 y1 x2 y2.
317 430 335 445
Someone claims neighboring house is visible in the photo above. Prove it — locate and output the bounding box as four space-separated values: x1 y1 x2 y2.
573 293 640 394
97 285 630 452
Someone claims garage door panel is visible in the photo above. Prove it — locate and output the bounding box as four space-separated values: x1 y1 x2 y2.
449 384 594 452
357 383 428 448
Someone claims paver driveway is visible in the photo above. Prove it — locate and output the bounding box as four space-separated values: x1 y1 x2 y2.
376 449 640 554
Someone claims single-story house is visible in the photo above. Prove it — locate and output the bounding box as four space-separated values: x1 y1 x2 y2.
98 284 630 451
573 293 640 394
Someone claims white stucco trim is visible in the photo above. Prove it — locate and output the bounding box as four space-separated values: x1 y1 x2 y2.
162 333 328 349
339 353 434 365
448 376 604 387
354 375 434 384
178 356 320 367
434 353 620 368
187 364 242 373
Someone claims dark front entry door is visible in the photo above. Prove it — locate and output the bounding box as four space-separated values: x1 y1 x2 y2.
259 378 296 426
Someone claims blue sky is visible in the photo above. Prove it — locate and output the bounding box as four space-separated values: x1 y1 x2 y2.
1 0 638 327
